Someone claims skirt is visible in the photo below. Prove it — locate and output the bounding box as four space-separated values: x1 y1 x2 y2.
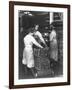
50 40 58 61
22 46 34 68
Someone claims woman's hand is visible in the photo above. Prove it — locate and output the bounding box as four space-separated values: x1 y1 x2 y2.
41 46 43 49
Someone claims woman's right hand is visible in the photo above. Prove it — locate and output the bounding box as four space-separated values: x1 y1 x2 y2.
41 46 43 49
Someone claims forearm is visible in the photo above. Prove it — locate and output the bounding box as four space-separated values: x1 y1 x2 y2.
33 37 43 48
41 38 47 47
35 42 43 48
40 37 46 45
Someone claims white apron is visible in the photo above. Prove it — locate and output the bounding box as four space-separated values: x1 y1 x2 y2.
50 30 58 61
22 46 34 68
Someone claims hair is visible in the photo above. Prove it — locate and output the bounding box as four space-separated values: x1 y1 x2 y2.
27 27 35 34
50 23 55 30
34 24 39 26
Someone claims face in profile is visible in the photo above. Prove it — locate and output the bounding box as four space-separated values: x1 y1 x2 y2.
35 25 39 30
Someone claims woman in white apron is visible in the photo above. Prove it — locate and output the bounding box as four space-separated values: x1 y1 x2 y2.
22 27 45 78
49 25 58 67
